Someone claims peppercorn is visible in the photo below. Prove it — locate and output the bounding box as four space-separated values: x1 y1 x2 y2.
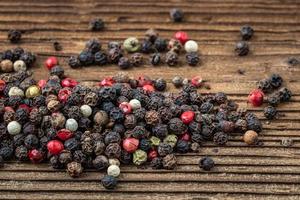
93 110 109 126
145 110 160 125
186 52 200 66
68 56 81 68
108 48 123 64
107 164 120 177
154 38 167 52
78 51 94 66
53 41 62 51
24 134 39 149
170 8 184 22
58 150 72 166
130 53 143 67
133 149 147 165
0 146 14 160
123 37 140 53
243 130 258 145
7 121 21 135
104 131 121 145
168 38 182 53
278 87 292 102
118 57 131 69
89 18 104 31
248 89 264 107
184 40 198 53
213 132 228 145
141 40 154 53
101 175 117 190
165 51 179 66
176 140 190 153
264 106 277 119
13 60 27 72
163 154 177 169
15 145 28 161
85 38 101 53
172 76 183 88
240 25 254 40
47 140 64 155
67 161 83 178
199 156 214 171
109 158 120 166
219 120 235 133
150 53 161 66
235 119 248 132
20 51 36 67
145 28 158 43
153 78 166 91
235 41 249 56
8 30 22 43
258 78 272 93
1 60 13 73
105 143 121 158
28 149 43 163
92 155 109 171
246 113 262 133
163 134 178 148
150 157 163 169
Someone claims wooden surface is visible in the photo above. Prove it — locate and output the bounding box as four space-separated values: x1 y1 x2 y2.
1 0 300 199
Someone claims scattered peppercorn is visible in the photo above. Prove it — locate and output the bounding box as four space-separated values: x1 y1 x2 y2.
240 25 254 40
170 8 184 22
53 41 63 51
186 52 200 66
101 175 117 189
199 157 215 171
8 30 22 43
243 130 258 145
89 19 104 31
235 41 249 56
264 106 277 119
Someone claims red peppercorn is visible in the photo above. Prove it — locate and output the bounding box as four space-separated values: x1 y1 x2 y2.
58 88 72 103
138 76 152 87
148 149 158 160
38 79 47 89
99 77 114 87
180 132 191 141
0 80 6 92
61 78 78 88
45 56 58 70
119 102 132 114
248 89 264 107
18 104 31 113
143 84 155 93
28 149 43 163
191 76 203 88
180 111 195 124
57 129 73 141
4 106 14 112
47 140 64 155
174 31 188 45
122 138 139 153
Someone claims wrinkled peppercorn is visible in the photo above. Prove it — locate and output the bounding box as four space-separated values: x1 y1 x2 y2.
154 38 167 52
150 53 161 66
170 8 184 22
94 51 108 66
176 140 190 153
67 161 83 178
235 41 249 56
89 19 104 31
186 52 200 66
8 30 22 43
101 175 117 189
165 51 179 66
199 156 214 171
163 154 177 169
118 57 131 69
150 157 164 169
213 132 228 145
240 25 254 40
264 106 277 119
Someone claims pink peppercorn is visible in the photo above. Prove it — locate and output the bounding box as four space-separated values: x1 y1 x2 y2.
61 78 78 88
148 149 158 160
143 84 155 93
248 89 264 107
57 129 73 141
58 88 72 103
99 77 114 87
38 79 47 89
181 111 195 124
47 140 64 155
28 149 43 163
122 138 139 153
180 132 191 141
191 76 203 88
119 102 132 114
45 56 58 70
174 31 188 45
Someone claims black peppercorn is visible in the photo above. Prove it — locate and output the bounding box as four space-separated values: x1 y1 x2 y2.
0 146 14 160
132 125 147 139
93 155 109 171
59 150 72 166
264 106 277 119
186 52 200 66
89 18 104 31
120 150 132 164
150 53 161 66
170 8 184 22
176 140 190 153
235 41 249 56
150 157 164 169
245 113 262 133
213 132 228 145
200 102 214 113
130 53 143 67
163 154 177 170
67 161 83 178
15 145 28 161
154 38 167 52
278 87 292 102
24 134 39 149
269 74 283 89
165 51 179 66
8 30 22 43
78 51 94 66
64 138 79 152
158 143 173 157
118 57 131 69
152 124 168 139
85 38 101 53
50 155 63 169
105 143 121 158
139 139 151 152
199 156 215 171
53 41 63 51
154 78 167 91
240 25 254 40
141 40 154 53
108 48 123 64
101 175 117 189
258 78 272 93
68 56 81 68
94 52 108 66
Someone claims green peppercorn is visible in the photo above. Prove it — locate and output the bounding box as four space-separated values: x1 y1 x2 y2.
133 149 147 165
123 37 140 53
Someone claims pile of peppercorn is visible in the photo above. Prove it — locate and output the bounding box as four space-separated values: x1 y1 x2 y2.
68 29 200 69
0 54 264 189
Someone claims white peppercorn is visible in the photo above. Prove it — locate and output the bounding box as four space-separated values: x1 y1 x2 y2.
129 99 141 110
80 105 92 117
107 164 120 177
109 158 120 166
13 60 27 72
8 87 24 97
7 121 22 135
65 118 78 132
184 40 198 53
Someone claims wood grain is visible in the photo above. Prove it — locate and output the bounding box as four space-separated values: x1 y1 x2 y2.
1 0 300 199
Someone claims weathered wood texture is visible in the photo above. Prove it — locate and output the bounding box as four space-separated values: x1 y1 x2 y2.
1 0 300 199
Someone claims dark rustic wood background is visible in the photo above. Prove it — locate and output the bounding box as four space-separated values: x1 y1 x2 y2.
0 0 300 199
